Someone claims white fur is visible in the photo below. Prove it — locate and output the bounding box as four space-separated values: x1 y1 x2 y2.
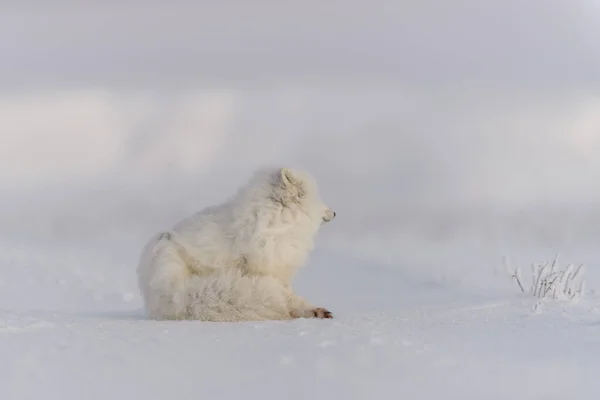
136 167 336 321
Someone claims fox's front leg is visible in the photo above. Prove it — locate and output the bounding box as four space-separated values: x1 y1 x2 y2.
286 289 333 319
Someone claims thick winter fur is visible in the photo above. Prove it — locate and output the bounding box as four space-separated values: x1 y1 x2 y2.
136 167 336 322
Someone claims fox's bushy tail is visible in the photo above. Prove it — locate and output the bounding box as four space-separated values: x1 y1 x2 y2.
137 232 193 320
137 232 295 321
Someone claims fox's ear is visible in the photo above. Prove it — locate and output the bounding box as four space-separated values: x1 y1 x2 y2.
280 168 296 186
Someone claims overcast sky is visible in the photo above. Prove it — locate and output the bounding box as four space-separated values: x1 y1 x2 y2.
1 1 599 89
1 1 600 237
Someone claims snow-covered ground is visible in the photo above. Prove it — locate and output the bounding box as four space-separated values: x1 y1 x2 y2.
2 209 600 400
4 2 600 399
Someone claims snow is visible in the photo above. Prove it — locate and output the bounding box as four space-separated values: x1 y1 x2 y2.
4 2 600 399
3 230 600 399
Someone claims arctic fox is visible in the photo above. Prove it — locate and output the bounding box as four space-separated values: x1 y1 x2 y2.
136 167 336 322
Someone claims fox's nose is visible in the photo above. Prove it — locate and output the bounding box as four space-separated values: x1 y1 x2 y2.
333 211 336 218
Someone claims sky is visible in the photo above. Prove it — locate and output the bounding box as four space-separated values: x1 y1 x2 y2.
1 1 599 88
1 1 600 251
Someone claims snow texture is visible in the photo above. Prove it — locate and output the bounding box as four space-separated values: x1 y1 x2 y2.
3 232 600 400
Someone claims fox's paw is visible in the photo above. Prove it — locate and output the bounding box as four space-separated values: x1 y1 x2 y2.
312 308 333 319
290 307 334 319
